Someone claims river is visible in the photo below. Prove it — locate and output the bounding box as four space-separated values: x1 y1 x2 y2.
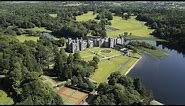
127 40 185 105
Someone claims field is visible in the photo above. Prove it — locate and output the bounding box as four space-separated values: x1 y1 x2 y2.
76 11 98 22
24 27 52 33
0 90 14 105
16 27 53 42
16 35 39 42
90 56 130 83
57 87 88 105
76 12 156 40
107 16 154 38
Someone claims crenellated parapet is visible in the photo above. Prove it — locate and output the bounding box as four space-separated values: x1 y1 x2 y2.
66 37 128 53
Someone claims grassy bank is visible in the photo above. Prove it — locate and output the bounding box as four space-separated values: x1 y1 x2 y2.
121 53 141 75
138 47 168 58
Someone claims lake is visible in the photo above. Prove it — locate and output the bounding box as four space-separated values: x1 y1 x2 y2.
41 32 57 39
127 40 185 105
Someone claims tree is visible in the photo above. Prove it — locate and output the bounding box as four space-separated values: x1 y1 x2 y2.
73 52 81 60
93 56 100 63
95 14 101 20
108 72 121 85
89 60 98 69
71 76 78 85
9 58 23 96
92 73 153 105
17 79 63 105
107 13 113 20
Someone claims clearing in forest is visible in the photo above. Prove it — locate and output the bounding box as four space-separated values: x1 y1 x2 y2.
76 11 98 22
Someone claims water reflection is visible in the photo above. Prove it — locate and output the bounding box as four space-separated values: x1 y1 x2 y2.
128 40 185 105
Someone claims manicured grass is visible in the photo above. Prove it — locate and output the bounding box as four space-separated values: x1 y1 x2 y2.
79 49 94 57
16 35 39 42
80 47 122 61
0 90 14 105
120 53 141 75
99 48 122 57
138 47 168 58
107 16 154 38
91 56 129 83
49 14 57 18
24 27 52 33
76 11 97 22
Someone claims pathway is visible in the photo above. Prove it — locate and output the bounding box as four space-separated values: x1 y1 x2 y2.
88 48 127 62
88 49 106 58
99 53 124 61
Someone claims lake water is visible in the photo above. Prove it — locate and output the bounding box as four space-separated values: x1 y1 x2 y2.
41 32 57 39
127 40 185 105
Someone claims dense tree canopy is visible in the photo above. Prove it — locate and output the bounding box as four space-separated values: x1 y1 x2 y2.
92 72 153 105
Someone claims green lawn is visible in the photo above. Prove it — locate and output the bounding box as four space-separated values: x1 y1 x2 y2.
0 90 14 105
80 47 122 61
138 47 168 58
76 11 98 22
107 16 154 38
120 53 141 75
16 35 39 42
49 14 57 18
24 27 52 33
91 56 130 83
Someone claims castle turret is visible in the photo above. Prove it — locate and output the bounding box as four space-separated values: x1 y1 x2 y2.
67 38 72 52
109 38 114 48
76 38 79 51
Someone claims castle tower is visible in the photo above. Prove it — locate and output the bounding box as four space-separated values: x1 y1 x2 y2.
76 38 79 51
109 38 114 48
121 37 124 45
67 38 72 52
71 42 75 53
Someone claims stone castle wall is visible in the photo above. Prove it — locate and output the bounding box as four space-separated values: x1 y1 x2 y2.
66 37 127 53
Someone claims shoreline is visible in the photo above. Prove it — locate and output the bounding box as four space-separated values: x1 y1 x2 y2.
125 56 142 76
124 55 164 105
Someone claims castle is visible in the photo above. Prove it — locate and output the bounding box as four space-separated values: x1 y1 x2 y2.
66 37 129 53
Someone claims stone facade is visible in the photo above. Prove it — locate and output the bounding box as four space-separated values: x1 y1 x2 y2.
66 37 128 53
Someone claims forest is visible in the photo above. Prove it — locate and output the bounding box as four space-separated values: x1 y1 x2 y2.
0 1 184 105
